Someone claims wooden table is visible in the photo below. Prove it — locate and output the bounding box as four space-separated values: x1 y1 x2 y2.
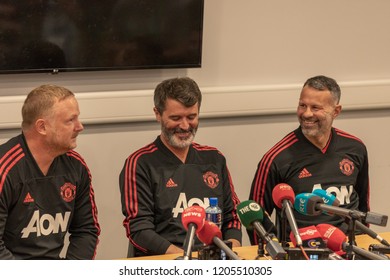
125 232 390 260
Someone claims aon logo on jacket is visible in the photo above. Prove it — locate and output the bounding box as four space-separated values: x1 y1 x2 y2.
21 210 71 238
172 192 210 218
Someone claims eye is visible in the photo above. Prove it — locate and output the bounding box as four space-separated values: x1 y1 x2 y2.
187 115 197 121
311 106 321 111
170 116 180 121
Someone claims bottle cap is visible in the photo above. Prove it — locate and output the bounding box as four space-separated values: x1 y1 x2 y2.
209 197 218 207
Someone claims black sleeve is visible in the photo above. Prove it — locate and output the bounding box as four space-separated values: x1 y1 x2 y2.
0 182 16 259
220 158 242 243
66 160 100 259
119 157 172 255
248 159 279 245
356 146 370 213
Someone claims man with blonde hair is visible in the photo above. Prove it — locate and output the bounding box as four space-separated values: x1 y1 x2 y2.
0 85 100 259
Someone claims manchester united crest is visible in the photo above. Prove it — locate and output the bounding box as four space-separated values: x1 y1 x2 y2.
339 158 354 176
203 171 220 189
60 183 76 202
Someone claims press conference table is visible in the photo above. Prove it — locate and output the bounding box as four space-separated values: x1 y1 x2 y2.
126 232 390 260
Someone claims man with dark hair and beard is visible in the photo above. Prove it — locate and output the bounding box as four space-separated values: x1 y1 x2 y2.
119 77 242 257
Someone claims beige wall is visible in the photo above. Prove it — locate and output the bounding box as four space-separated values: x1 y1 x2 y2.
0 1 390 259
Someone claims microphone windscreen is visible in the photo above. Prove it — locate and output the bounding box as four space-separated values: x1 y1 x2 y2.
272 183 295 208
294 193 323 216
236 200 264 230
181 205 206 233
289 225 326 248
197 220 222 245
316 223 347 252
312 189 340 206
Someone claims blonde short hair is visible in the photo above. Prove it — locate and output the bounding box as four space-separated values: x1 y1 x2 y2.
21 84 75 130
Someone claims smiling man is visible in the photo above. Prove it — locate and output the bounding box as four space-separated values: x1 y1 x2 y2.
248 75 370 244
0 85 100 259
119 77 242 257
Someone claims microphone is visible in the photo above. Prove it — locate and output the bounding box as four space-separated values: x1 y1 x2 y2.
237 200 287 259
197 220 240 260
181 205 206 260
312 189 340 215
289 225 326 249
315 223 347 252
355 220 390 247
272 183 302 246
314 190 390 247
316 223 389 260
294 193 388 226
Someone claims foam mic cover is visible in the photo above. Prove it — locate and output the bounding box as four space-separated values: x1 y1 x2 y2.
316 223 347 252
197 221 240 260
182 205 206 234
236 200 264 230
272 183 295 208
289 225 326 248
197 220 222 245
237 200 287 260
317 223 389 260
294 193 323 216
312 189 340 206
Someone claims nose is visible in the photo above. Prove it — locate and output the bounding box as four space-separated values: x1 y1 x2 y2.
301 107 314 118
179 118 190 130
76 120 84 132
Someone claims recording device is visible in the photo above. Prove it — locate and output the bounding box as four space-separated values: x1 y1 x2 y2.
196 220 240 260
237 200 287 260
283 247 332 260
181 205 206 260
316 223 389 260
294 192 388 226
272 183 302 246
197 241 234 260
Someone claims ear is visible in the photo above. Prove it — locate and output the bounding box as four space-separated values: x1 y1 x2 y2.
35 119 48 135
153 107 161 123
333 104 342 119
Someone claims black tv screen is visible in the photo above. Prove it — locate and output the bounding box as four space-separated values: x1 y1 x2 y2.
0 0 204 74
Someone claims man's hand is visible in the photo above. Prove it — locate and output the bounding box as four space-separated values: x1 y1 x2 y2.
165 244 183 254
228 239 241 248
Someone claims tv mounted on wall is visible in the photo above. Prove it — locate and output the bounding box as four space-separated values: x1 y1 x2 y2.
0 0 204 74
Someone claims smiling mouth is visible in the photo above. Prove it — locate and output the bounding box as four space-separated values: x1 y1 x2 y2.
302 119 316 125
175 132 191 139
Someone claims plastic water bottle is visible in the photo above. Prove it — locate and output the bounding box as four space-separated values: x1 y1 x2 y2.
205 197 222 229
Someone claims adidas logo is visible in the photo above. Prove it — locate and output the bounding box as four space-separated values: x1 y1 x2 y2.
23 192 34 203
166 178 178 188
298 168 312 179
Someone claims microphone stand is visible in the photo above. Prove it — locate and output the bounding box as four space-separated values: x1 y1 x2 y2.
181 227 196 260
279 209 289 248
256 237 266 260
344 212 361 260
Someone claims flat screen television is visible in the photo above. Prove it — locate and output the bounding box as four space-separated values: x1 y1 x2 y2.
0 0 204 74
